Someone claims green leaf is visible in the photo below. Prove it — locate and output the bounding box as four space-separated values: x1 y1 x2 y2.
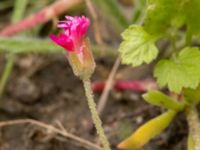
154 47 200 93
143 90 185 111
182 0 200 35
118 110 176 149
142 0 200 36
144 0 182 35
119 25 158 67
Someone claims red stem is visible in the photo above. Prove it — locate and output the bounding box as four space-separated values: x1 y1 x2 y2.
92 80 157 92
0 0 83 37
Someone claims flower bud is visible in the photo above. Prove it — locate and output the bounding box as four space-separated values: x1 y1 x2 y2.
67 39 95 79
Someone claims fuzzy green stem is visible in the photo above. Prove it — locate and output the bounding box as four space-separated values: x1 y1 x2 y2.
186 106 200 150
82 78 111 150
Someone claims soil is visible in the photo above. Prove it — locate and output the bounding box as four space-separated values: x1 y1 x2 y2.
0 54 188 150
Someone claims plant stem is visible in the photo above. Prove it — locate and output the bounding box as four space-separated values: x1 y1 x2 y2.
93 0 128 32
82 78 111 150
92 80 157 92
0 54 15 97
188 134 195 150
0 0 28 97
186 106 200 150
12 0 29 23
0 37 117 57
132 0 146 24
171 32 177 51
185 28 192 46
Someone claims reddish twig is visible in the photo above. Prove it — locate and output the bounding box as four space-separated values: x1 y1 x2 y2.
97 58 121 115
92 79 157 92
0 0 83 36
85 0 103 44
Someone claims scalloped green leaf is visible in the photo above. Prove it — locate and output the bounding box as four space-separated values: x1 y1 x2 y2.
154 47 200 93
119 25 158 67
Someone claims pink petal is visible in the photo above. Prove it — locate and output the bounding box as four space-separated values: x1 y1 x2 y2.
50 16 90 54
49 33 74 52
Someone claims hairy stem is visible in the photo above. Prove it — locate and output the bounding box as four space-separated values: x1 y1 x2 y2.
82 78 111 150
186 106 200 150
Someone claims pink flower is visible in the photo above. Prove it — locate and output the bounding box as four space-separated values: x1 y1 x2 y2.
49 16 95 79
50 16 90 53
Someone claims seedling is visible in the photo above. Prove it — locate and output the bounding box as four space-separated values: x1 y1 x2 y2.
50 16 111 150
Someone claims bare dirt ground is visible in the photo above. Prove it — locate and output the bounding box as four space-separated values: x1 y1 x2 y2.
0 54 188 150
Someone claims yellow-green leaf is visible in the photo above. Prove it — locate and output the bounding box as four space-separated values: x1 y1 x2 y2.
143 90 185 111
118 110 176 150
